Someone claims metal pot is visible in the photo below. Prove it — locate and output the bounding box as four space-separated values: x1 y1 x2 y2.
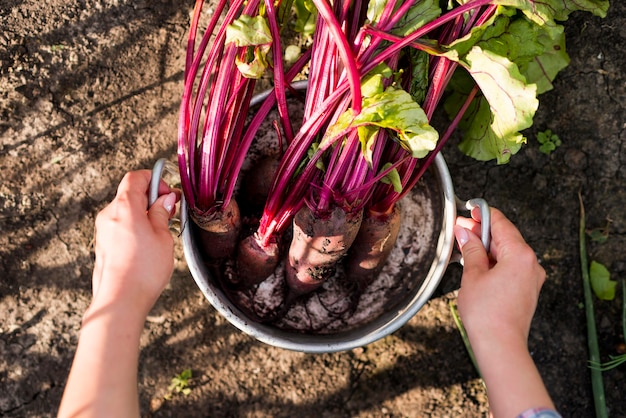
150 87 490 354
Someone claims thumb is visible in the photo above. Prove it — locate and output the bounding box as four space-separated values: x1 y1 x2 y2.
454 225 489 272
148 192 177 232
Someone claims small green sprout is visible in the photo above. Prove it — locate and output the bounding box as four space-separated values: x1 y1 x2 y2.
537 129 561 155
586 218 612 243
164 369 192 400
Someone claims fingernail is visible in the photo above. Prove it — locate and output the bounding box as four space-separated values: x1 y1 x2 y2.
163 192 177 213
454 226 469 248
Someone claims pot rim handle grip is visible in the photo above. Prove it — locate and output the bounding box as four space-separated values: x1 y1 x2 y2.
148 158 179 208
451 197 491 264
148 158 181 231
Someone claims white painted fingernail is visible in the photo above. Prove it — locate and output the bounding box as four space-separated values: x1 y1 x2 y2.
454 226 469 248
163 192 176 213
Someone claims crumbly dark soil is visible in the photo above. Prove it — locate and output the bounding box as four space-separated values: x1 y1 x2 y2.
1 1 624 417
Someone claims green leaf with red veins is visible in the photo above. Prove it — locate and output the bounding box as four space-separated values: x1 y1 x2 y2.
366 0 440 34
522 23 569 94
445 10 541 68
442 7 509 59
481 16 544 67
226 15 272 47
408 48 429 105
456 94 526 163
450 47 538 164
495 0 609 24
226 15 272 78
323 87 438 165
450 11 567 94
391 0 441 36
450 10 569 95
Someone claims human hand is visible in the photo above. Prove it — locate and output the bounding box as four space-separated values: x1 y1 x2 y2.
90 170 180 317
454 208 546 349
59 170 180 418
454 208 555 417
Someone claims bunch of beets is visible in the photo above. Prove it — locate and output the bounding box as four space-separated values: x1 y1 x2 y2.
177 0 608 308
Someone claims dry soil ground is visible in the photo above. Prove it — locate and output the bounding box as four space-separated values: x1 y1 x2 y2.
1 1 625 417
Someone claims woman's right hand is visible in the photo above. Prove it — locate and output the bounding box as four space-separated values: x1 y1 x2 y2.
454 208 555 418
454 207 546 347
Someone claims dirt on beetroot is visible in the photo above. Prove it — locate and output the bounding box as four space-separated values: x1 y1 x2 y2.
1 1 625 417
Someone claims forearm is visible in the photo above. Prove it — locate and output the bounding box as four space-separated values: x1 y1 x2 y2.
472 333 555 418
58 302 146 418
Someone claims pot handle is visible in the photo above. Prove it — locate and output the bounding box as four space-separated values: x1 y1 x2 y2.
148 158 181 231
450 197 491 264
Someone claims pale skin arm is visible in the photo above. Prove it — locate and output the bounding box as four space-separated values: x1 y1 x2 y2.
454 208 556 418
58 170 179 418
